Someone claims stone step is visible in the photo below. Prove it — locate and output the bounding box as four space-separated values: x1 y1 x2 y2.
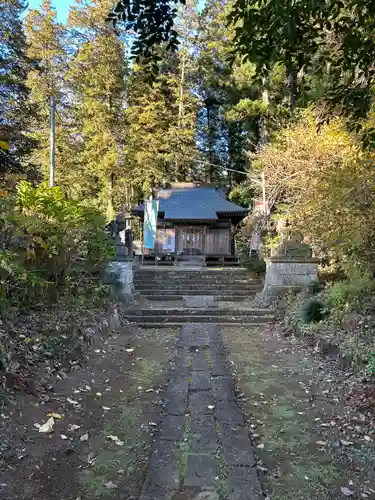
134 283 261 291
133 281 260 288
132 322 271 328
135 269 248 273
125 315 274 324
134 270 248 276
136 288 259 296
140 295 249 302
127 308 272 317
133 276 260 282
134 276 252 282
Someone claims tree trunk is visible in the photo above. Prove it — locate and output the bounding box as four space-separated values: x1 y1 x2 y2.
288 70 297 114
207 104 214 182
176 54 186 181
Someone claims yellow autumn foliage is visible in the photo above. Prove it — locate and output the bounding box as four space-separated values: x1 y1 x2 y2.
255 110 375 271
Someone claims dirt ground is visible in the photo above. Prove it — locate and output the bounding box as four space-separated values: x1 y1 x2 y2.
0 323 178 500
223 324 375 500
2 314 375 500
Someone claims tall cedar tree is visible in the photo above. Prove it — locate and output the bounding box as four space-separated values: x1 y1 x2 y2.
66 0 128 215
0 0 37 176
25 0 68 180
125 53 199 193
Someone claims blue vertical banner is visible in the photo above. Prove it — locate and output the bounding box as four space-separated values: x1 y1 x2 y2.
143 199 159 249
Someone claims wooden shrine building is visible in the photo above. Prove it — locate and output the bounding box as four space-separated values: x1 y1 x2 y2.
132 183 248 265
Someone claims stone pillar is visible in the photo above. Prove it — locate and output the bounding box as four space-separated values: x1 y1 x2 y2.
125 228 133 257
255 222 319 306
255 257 319 306
105 260 134 300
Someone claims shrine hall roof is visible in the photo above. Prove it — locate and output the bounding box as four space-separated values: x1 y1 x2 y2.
132 183 248 221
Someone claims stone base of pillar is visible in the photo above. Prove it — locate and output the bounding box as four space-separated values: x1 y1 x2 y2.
105 260 134 300
255 257 319 307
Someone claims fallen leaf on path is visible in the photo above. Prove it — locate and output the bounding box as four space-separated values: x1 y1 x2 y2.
38 417 55 433
340 440 354 446
106 435 124 446
47 412 63 420
105 481 118 489
341 487 354 496
67 398 80 406
68 424 81 431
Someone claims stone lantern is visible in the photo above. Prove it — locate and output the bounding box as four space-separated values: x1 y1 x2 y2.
114 210 133 259
256 218 319 306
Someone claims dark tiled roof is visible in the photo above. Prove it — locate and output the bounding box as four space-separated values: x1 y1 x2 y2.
133 185 248 220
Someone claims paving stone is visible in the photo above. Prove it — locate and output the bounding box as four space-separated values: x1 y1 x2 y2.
164 374 189 415
212 376 235 401
169 365 190 384
192 491 219 500
216 400 245 425
191 351 209 371
211 354 230 376
189 390 215 414
169 359 190 380
210 341 227 356
173 351 191 370
189 414 218 453
140 484 174 500
140 440 179 499
205 324 219 340
165 390 188 416
226 466 263 500
160 415 186 441
191 371 211 391
179 325 210 349
218 422 255 466
185 454 219 488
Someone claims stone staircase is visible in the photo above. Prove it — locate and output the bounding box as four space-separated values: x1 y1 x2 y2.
125 307 274 327
133 267 262 301
125 267 273 327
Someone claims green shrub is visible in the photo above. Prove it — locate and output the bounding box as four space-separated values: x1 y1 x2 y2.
301 299 326 323
367 352 375 375
326 274 375 311
306 281 322 295
244 258 266 274
0 181 114 311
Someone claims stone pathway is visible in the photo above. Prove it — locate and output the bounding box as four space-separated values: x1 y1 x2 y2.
140 323 264 500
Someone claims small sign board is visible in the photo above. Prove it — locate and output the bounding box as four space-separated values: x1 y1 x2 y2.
253 199 269 216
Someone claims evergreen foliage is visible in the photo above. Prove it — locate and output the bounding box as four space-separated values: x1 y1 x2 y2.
0 0 37 176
